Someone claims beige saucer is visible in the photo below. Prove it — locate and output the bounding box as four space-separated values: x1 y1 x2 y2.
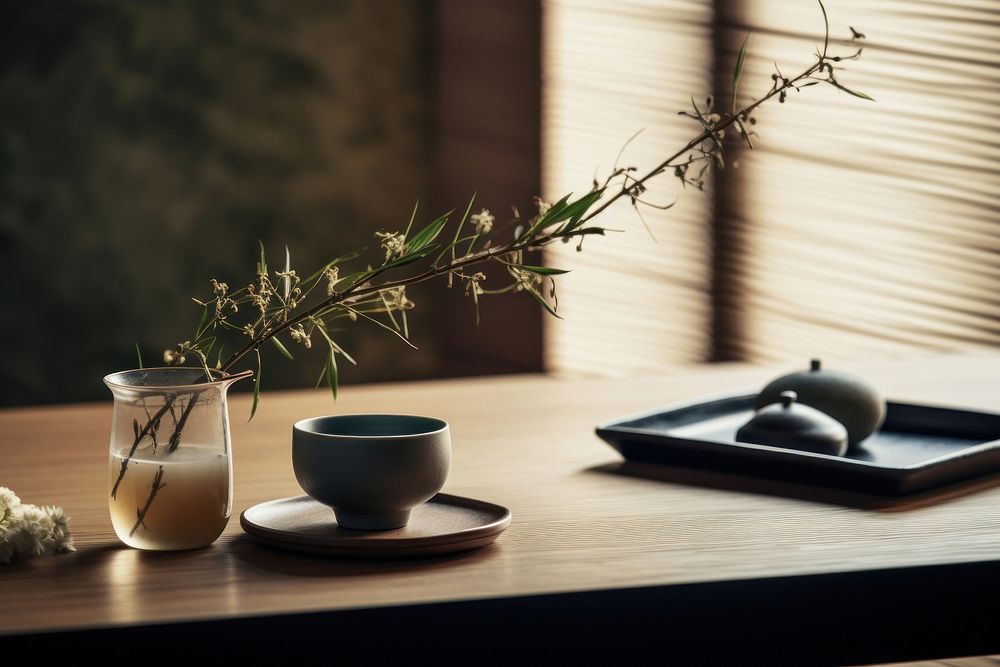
240 493 511 557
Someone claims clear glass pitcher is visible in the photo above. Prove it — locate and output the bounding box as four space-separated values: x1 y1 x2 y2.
103 367 252 550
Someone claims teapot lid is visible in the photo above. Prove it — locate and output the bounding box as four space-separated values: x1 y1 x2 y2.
736 391 848 456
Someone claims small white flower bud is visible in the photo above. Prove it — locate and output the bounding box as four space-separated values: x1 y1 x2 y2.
470 209 495 235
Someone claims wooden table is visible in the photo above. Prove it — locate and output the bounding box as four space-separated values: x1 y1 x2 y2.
3 355 1000 664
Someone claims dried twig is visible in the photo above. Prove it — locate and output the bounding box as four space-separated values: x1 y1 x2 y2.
129 465 166 538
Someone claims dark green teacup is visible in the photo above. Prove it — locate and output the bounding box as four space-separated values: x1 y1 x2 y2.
292 414 451 530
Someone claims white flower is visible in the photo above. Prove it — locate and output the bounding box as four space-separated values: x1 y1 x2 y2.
470 209 494 235
388 287 414 311
210 279 228 296
375 231 407 262
1 503 75 563
510 267 542 292
465 272 486 297
534 197 552 216
322 266 340 297
249 278 274 314
289 324 312 349
6 505 49 557
0 487 21 525
251 294 269 313
214 295 236 320
42 505 75 553
0 490 74 564
162 349 186 366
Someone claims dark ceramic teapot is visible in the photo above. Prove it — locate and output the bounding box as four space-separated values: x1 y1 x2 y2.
737 391 848 456
755 359 885 448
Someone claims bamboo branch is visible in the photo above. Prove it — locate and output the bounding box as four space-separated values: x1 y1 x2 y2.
111 397 175 500
129 465 166 538
216 61 825 374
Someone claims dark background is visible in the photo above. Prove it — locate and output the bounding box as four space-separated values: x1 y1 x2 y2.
4 0 995 406
0 0 543 405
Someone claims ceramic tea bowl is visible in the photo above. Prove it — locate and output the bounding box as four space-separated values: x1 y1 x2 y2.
292 414 451 530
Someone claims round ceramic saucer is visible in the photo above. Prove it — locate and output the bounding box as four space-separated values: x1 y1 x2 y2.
240 493 511 557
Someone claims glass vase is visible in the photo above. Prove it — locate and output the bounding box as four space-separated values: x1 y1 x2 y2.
103 367 252 551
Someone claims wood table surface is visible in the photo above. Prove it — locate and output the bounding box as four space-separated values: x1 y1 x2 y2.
3 354 1000 663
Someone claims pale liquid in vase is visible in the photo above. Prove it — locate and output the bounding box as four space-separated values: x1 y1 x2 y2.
108 445 231 550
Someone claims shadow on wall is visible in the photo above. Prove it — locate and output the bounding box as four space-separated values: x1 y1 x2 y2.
0 1 441 405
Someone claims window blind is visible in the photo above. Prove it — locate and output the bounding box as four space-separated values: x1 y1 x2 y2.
543 0 1000 375
736 0 1000 363
543 0 715 375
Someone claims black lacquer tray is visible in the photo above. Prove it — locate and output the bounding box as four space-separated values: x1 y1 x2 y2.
595 393 1000 495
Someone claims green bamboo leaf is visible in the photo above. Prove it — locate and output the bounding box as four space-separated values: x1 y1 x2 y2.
314 360 326 389
528 191 605 237
732 33 750 113
525 285 563 320
404 199 419 239
135 343 143 369
350 308 419 349
314 325 357 365
214 344 225 370
282 245 291 300
536 190 605 237
521 193 570 238
515 265 571 276
829 79 875 100
257 239 268 276
450 193 477 245
540 193 572 222
378 290 401 332
326 350 338 401
195 304 210 337
270 336 294 361
559 189 606 231
249 350 262 421
407 212 450 252
200 336 216 357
